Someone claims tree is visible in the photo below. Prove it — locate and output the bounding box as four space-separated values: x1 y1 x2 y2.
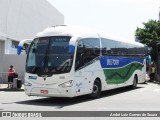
135 20 160 61
135 19 160 47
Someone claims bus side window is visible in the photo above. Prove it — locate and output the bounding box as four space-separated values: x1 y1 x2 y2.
102 48 107 55
101 38 115 56
82 38 100 63
75 41 84 70
75 38 100 70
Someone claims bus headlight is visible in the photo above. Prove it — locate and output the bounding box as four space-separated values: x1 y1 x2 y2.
59 80 73 88
24 82 32 86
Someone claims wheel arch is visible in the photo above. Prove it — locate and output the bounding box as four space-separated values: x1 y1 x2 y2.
95 77 102 90
134 74 138 83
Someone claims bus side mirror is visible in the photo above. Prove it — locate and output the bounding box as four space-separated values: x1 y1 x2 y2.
17 39 32 55
68 45 75 54
17 45 23 55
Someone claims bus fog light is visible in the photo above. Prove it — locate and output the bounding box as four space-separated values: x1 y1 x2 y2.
24 82 32 86
59 80 73 88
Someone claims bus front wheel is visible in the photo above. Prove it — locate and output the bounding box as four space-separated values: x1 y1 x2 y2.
88 79 101 99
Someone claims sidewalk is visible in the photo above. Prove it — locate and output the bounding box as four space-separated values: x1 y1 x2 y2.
0 84 24 91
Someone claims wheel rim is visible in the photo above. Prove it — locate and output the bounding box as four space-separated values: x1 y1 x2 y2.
93 84 98 94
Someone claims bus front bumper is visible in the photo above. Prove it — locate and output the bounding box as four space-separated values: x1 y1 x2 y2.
24 86 74 97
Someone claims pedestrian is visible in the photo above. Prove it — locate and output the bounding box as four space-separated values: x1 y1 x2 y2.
8 65 15 88
146 53 152 80
150 62 156 81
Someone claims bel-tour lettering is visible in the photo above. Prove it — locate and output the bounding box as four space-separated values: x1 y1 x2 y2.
107 59 119 66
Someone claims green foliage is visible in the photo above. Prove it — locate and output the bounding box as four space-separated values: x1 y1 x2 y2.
135 20 160 47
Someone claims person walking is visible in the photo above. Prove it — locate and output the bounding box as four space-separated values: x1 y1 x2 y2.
150 62 156 81
8 65 15 88
146 53 152 80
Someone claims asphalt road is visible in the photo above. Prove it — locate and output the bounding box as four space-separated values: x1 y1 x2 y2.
0 82 160 120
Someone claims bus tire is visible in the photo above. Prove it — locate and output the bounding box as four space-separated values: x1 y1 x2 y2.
88 79 101 99
130 75 138 89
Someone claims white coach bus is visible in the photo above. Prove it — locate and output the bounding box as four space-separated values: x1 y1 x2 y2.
18 25 146 98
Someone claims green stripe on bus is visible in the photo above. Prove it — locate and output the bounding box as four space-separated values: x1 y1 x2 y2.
103 62 144 84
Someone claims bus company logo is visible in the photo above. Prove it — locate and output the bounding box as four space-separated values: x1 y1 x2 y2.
76 82 82 88
107 59 120 66
41 75 48 81
2 112 11 117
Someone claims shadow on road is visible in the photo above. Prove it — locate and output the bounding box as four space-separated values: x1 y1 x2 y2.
0 88 24 92
15 86 144 109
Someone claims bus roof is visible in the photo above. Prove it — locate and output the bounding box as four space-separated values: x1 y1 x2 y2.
99 32 144 47
36 25 99 38
36 25 144 47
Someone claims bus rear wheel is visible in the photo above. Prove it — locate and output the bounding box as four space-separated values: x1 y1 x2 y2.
130 75 138 89
88 79 101 99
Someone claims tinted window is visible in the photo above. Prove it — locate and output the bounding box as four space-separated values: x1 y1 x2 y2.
101 38 116 55
114 41 128 55
127 44 136 55
101 38 145 57
75 38 100 70
127 44 145 55
26 36 73 75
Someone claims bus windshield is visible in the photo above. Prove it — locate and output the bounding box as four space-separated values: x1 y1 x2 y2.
26 36 73 76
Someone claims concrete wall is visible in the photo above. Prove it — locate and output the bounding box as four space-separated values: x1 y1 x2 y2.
0 54 3 73
4 39 18 54
0 54 26 83
0 41 5 54
0 0 64 41
0 0 64 83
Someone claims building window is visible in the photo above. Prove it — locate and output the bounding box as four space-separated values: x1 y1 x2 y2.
12 41 19 48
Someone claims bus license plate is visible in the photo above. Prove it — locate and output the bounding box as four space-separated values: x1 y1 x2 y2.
40 90 48 94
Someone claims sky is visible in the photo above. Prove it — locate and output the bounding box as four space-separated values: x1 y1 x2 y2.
47 0 160 41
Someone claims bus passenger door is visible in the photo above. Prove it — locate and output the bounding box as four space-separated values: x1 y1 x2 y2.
74 40 85 96
74 69 85 96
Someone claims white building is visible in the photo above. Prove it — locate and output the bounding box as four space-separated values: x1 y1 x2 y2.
0 0 64 54
0 0 64 83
